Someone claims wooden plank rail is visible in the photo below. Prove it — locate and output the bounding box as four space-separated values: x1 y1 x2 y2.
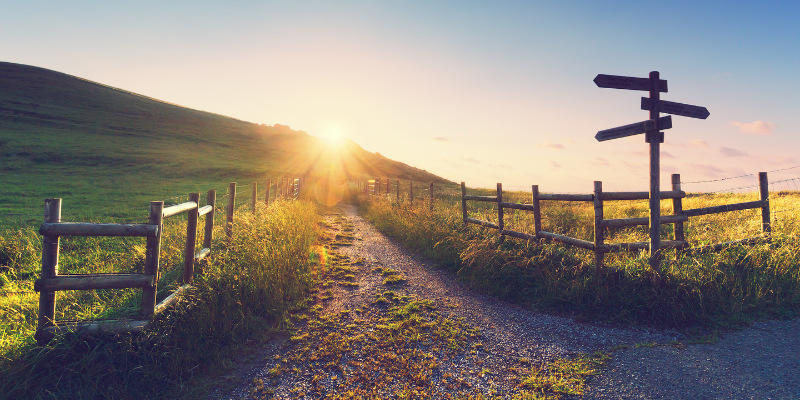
600 190 685 200
602 214 688 228
198 205 213 217
499 202 534 211
537 230 595 250
194 247 211 261
465 217 500 230
536 193 594 201
463 195 497 202
35 273 155 292
153 284 192 316
163 201 198 218
501 229 536 242
682 200 766 217
39 223 158 237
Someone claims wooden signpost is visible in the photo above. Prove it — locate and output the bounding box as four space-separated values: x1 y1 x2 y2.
594 71 709 277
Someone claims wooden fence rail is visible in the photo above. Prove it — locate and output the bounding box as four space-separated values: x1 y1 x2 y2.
461 172 771 273
34 177 304 344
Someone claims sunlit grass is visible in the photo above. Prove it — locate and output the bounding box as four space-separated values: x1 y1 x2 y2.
359 186 800 327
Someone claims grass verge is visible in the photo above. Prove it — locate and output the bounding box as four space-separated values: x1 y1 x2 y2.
0 199 320 399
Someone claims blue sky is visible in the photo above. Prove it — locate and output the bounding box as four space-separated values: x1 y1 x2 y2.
2 1 798 192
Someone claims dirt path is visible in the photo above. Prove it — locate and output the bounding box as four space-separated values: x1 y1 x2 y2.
208 205 800 399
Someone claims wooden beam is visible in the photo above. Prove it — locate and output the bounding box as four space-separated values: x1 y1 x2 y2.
602 214 688 228
463 195 498 202
682 200 766 217
499 202 535 211
37 198 61 344
35 273 155 292
536 231 595 250
163 201 198 218
465 217 500 230
141 201 163 319
684 236 767 254
40 223 158 238
153 284 192 316
536 193 594 202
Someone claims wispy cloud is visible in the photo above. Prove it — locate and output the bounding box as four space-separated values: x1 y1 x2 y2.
731 120 777 135
689 139 709 149
720 146 748 157
662 151 676 159
591 157 610 166
432 136 449 142
687 163 726 178
489 163 512 169
550 161 561 168
538 141 565 150
462 157 481 164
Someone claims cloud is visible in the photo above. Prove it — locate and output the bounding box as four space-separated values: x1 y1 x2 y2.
591 157 610 166
664 140 686 148
662 151 676 159
731 120 777 135
720 146 748 157
432 136 449 142
550 161 561 168
538 141 565 150
687 163 726 178
462 157 481 164
689 139 709 149
489 163 512 169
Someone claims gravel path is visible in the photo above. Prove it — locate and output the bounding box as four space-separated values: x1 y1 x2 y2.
209 204 800 399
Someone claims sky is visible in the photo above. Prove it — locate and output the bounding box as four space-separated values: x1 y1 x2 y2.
3 1 799 193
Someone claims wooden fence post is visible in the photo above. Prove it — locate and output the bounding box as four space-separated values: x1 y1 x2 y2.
265 179 271 206
671 174 685 246
184 193 199 283
410 181 414 205
430 182 434 211
461 182 467 223
251 182 257 213
760 172 771 236
204 190 215 249
36 198 61 344
226 182 236 242
497 183 504 242
386 178 390 195
140 201 163 319
593 181 604 273
396 179 400 202
532 185 541 237
375 178 380 196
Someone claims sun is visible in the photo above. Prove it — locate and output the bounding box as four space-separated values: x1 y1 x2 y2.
322 126 346 149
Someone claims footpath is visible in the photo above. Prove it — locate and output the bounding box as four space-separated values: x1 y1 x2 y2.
209 205 800 399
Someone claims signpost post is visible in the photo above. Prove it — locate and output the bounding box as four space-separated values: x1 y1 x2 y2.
594 71 709 279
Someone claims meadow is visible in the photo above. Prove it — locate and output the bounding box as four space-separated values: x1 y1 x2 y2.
0 193 322 399
359 182 800 328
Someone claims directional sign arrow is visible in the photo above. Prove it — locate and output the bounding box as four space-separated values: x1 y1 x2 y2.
641 98 709 119
595 115 672 142
594 74 668 92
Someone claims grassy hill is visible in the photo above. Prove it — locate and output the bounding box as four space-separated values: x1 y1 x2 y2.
0 61 447 220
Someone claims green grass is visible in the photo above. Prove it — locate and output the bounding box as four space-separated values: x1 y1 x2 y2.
0 198 321 399
358 187 800 329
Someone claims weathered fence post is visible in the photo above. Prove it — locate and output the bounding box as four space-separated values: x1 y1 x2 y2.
36 198 61 344
396 179 400 202
671 174 685 248
532 185 542 238
204 190 216 249
461 182 467 223
184 193 199 283
375 178 380 197
265 179 271 206
429 182 434 211
647 71 663 277
140 201 163 320
497 183 504 242
226 182 236 241
760 172 771 236
251 182 257 213
410 181 414 205
593 181 604 273
386 178 390 195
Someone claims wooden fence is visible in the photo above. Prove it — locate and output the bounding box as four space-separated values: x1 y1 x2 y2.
34 177 303 344
359 178 436 210
461 172 771 273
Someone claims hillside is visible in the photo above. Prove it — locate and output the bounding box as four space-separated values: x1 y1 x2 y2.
0 62 446 218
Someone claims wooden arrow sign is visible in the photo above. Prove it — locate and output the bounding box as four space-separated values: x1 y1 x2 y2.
595 115 672 142
641 98 709 119
594 74 668 92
